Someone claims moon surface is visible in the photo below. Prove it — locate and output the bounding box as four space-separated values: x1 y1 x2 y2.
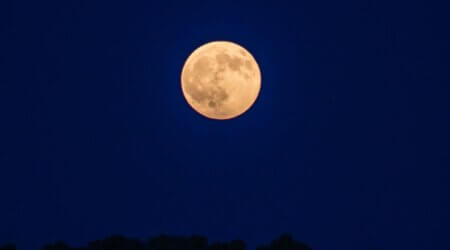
181 41 261 120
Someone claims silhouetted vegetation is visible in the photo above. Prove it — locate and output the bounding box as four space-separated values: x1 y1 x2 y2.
0 234 311 250
0 244 16 250
256 234 311 250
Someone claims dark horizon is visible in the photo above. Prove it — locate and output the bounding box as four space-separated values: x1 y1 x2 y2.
1 233 311 250
1 0 449 249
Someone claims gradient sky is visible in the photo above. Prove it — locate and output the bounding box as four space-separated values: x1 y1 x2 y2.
1 0 449 249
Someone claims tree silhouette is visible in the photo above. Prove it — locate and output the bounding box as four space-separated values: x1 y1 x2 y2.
148 235 209 250
0 233 312 250
88 235 145 250
208 240 245 250
0 244 16 250
256 234 311 250
42 242 70 250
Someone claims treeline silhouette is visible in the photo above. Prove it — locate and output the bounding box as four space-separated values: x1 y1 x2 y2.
0 234 311 250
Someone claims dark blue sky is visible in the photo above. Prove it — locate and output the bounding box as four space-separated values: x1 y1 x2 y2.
1 0 449 249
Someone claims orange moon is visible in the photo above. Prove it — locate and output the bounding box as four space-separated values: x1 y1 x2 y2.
181 41 261 120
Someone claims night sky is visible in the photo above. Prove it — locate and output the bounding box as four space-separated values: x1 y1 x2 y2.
1 0 449 250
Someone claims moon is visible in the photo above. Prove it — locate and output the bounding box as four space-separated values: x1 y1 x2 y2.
181 41 261 120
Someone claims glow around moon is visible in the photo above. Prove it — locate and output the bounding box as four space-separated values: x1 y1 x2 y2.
181 41 261 120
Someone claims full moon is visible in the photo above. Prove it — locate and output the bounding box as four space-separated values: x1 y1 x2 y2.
181 41 261 120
